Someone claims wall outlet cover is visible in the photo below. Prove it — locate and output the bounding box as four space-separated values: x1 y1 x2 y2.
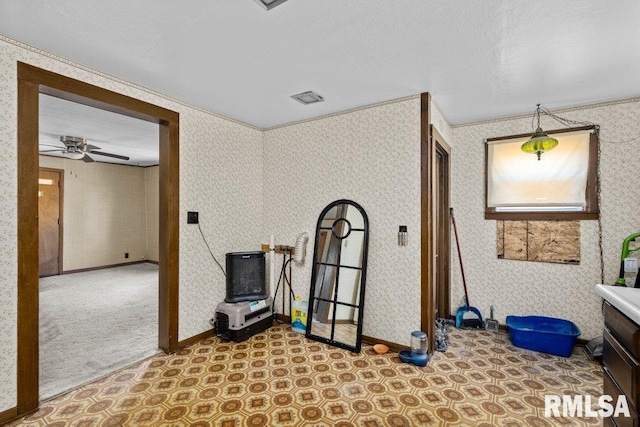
187 211 199 224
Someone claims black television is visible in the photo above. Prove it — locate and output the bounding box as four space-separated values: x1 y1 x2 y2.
225 251 268 303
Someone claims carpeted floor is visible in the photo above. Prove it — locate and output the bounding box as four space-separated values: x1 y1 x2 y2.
39 263 160 399
14 324 603 426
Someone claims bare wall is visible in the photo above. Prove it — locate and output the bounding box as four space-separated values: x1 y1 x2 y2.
145 166 159 263
39 155 151 270
263 97 422 346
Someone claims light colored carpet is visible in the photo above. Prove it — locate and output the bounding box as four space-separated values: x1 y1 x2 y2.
39 263 159 399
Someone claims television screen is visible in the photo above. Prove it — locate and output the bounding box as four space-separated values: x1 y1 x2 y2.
225 251 267 303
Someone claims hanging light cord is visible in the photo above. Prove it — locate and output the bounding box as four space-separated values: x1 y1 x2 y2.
533 106 605 284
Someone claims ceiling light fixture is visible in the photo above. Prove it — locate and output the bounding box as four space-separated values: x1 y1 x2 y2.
253 0 289 11
63 150 85 160
291 91 324 105
521 104 559 161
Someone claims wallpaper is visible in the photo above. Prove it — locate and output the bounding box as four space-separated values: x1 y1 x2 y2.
450 99 640 340
145 166 159 263
0 36 263 411
39 156 150 271
263 98 422 346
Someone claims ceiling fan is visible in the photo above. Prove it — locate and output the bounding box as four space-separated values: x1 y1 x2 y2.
39 136 130 163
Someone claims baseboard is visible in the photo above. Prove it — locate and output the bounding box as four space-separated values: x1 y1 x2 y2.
361 336 407 352
0 406 19 425
146 260 159 265
62 260 150 275
273 314 406 352
275 313 291 323
176 328 216 349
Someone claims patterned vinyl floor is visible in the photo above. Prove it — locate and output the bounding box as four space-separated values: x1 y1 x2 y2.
8 325 603 426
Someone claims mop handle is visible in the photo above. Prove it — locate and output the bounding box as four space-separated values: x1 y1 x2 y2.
450 208 471 311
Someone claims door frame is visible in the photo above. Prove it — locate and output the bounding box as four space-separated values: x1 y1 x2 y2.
433 126 451 320
420 92 452 353
38 167 64 276
17 62 180 414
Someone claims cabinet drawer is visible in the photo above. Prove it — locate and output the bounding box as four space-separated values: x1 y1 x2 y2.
604 416 617 427
605 302 640 359
604 328 640 410
604 367 639 427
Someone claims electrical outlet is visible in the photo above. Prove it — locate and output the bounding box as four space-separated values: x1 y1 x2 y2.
125 252 129 259
187 211 199 224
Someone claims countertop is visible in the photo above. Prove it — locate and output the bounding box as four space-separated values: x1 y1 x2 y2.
595 284 640 325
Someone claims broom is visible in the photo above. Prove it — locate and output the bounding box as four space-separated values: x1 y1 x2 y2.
451 208 483 329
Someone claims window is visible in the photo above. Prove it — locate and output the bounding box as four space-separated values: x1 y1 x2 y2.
485 125 599 220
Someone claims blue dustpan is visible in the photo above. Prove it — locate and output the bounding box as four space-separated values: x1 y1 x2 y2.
455 304 483 328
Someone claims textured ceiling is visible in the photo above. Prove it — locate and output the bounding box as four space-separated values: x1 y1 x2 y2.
2 1 640 128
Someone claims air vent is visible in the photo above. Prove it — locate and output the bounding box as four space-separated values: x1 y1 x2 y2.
291 91 324 105
253 0 289 11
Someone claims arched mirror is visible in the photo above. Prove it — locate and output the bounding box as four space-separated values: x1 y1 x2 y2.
306 199 369 353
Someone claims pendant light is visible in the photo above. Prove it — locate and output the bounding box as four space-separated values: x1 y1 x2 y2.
521 104 559 160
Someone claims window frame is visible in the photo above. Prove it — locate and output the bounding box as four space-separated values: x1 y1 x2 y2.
484 124 599 220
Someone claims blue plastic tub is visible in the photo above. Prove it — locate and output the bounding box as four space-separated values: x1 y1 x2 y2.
506 315 580 357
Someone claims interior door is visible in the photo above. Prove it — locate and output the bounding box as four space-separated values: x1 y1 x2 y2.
39 168 63 277
433 126 451 320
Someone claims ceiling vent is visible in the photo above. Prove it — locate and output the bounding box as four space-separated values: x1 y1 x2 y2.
291 91 324 105
253 0 289 11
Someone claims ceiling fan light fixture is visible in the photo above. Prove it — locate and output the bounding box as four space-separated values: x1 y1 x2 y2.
63 150 85 160
521 104 559 160
253 0 289 11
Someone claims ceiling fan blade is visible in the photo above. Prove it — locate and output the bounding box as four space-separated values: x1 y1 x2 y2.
89 150 130 161
82 154 95 163
39 149 64 153
39 143 65 149
85 144 100 151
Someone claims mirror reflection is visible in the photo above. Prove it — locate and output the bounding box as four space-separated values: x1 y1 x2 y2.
306 200 369 352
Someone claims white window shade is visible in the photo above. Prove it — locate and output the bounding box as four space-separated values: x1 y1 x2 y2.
487 130 592 209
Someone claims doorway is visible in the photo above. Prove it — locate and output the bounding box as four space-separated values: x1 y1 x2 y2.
38 168 63 277
433 126 451 320
17 63 180 415
420 93 451 353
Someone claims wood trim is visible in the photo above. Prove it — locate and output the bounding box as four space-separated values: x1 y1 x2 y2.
361 335 407 353
484 125 600 220
18 76 40 411
17 63 180 417
62 260 150 275
18 63 178 123
0 407 20 425
176 328 216 349
432 125 451 320
420 92 436 354
275 313 291 323
158 119 180 352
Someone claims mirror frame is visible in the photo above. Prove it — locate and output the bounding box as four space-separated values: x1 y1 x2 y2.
305 199 369 353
